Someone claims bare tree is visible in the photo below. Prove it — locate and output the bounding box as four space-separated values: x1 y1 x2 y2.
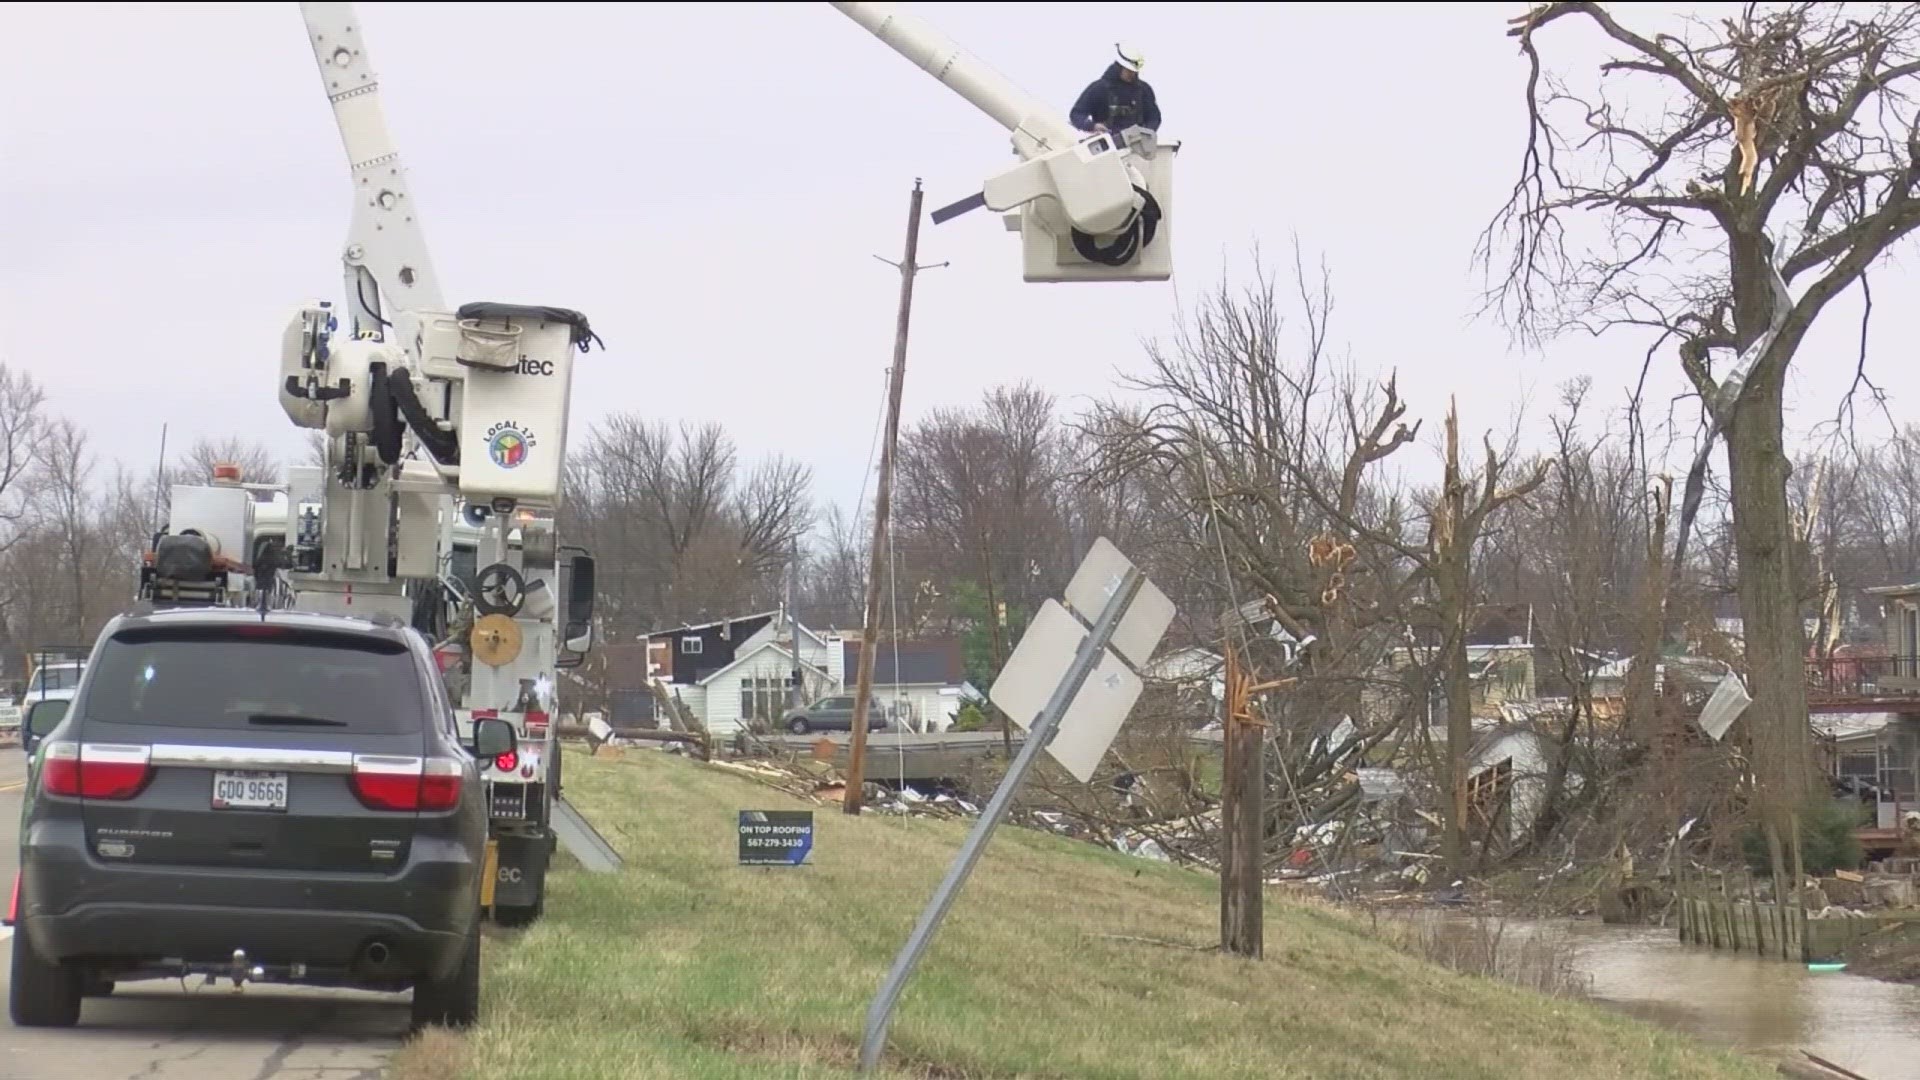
800 503 871 631
565 416 813 631
894 382 1079 687
1485 379 1649 845
175 436 280 486
1080 249 1441 873
34 420 96 641
1426 403 1552 871
1479 2 1920 821
0 364 47 557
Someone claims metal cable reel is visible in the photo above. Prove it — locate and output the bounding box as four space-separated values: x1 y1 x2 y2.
470 614 523 668
474 563 526 617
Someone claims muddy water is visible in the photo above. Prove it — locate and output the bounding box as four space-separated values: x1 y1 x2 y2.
1522 918 1920 1078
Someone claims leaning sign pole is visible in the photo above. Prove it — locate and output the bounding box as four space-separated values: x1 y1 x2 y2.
857 538 1173 1073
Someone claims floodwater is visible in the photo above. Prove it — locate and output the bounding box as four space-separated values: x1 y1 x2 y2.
1509 917 1920 1078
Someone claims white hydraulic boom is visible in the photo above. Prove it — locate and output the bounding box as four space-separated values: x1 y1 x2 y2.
303 10 446 336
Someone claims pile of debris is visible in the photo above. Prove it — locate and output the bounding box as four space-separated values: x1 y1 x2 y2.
703 756 984 820
1811 867 1917 918
696 745 1452 891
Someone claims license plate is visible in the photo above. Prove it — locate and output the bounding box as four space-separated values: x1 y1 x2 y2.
212 770 288 812
489 783 526 819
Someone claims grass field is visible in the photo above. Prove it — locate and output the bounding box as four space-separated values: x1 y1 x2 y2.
390 747 1775 1080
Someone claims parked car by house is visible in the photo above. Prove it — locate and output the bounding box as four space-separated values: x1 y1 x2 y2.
780 694 890 735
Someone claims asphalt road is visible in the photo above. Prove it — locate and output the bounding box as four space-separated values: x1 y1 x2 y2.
0 750 409 1079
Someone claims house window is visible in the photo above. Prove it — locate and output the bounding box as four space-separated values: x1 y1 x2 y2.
1839 751 1879 785
681 637 703 656
741 676 788 724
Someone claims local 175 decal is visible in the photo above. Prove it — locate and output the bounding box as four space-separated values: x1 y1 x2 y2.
486 421 536 470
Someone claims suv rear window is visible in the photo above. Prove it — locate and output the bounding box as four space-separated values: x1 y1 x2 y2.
30 665 82 693
81 625 426 734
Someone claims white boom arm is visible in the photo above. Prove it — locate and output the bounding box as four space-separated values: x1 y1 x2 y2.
299 2 444 336
829 1 1078 153
829 1 1173 280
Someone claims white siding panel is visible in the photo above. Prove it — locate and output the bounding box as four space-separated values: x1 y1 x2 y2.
706 647 813 737
675 684 707 729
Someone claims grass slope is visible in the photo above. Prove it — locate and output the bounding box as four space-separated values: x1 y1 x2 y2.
393 748 1773 1080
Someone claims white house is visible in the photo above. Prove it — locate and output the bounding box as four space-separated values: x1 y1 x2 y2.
1142 646 1224 699
643 610 967 737
1427 707 1585 847
837 636 967 732
644 609 845 738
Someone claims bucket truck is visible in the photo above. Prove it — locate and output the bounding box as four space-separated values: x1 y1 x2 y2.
268 1 609 927
141 3 601 926
134 0 1178 929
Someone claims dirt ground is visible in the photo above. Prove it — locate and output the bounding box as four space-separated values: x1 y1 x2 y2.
1843 921 1920 983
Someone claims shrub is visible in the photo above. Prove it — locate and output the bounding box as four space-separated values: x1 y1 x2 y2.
1740 797 1866 875
951 702 986 732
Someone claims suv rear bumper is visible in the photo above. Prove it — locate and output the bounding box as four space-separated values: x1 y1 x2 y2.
18 821 480 983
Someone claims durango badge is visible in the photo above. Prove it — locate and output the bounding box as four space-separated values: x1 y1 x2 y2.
486 421 536 470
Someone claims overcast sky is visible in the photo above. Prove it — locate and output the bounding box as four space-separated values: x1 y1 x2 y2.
4 1 1915 526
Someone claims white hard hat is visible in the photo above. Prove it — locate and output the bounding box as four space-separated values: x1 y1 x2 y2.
1114 44 1145 73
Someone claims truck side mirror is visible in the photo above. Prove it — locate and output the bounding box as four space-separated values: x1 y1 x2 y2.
473 717 517 759
23 699 68 755
564 621 594 655
566 552 595 623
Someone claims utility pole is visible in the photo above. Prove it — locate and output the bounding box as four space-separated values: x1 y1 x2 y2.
847 180 944 815
979 535 1012 758
789 535 805 712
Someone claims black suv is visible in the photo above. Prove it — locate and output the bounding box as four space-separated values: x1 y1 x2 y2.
8 606 515 1030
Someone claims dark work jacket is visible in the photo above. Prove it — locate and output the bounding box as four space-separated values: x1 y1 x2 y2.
1069 63 1161 134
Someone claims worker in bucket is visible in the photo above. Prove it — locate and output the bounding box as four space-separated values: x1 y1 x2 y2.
1069 44 1160 139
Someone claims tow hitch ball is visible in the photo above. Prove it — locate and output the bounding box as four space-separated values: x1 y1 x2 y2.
206 948 265 992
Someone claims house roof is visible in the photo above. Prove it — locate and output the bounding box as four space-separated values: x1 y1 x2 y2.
648 611 832 652
841 639 964 687
1815 711 1894 742
1143 646 1222 682
1865 582 1920 598
1467 723 1554 765
649 611 779 637
771 620 833 650
695 641 831 688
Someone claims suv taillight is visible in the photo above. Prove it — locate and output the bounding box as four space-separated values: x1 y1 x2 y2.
349 755 462 812
41 742 154 800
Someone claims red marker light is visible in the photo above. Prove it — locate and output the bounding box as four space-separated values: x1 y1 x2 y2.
495 750 519 773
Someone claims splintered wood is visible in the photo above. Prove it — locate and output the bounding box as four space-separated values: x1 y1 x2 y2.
1224 640 1297 730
